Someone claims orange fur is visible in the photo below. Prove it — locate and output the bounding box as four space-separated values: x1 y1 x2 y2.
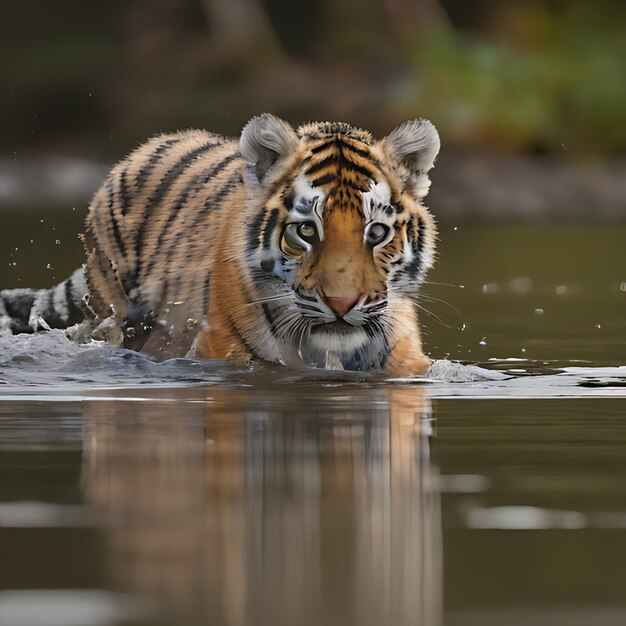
76 115 442 375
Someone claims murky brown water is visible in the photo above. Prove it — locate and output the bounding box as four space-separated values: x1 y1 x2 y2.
2 386 626 626
1 212 626 625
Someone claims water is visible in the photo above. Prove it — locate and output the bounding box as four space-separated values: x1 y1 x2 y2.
1 217 626 625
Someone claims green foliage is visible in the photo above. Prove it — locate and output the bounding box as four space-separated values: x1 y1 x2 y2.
406 6 626 156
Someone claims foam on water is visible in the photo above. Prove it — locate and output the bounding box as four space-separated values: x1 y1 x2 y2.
0 329 243 388
1 329 625 398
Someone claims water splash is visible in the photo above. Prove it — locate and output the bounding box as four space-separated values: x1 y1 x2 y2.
1 329 625 397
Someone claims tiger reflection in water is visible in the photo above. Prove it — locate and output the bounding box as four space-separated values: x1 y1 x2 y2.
81 386 442 626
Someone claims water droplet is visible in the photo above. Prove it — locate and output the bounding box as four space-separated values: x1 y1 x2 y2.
555 285 568 296
55 239 60 245
481 283 500 294
534 308 544 315
453 226 458 231
595 323 602 329
46 263 53 269
521 347 526 353
620 282 626 292
461 323 466 331
479 337 487 346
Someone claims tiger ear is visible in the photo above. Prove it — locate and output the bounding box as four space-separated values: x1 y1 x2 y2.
240 114 299 184
380 118 440 199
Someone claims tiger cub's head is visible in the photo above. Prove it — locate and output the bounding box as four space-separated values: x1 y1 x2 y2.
241 114 440 370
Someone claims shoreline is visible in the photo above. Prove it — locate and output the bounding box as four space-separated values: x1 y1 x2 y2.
1 150 625 220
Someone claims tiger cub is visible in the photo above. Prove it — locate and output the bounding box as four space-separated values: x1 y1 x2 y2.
0 115 440 375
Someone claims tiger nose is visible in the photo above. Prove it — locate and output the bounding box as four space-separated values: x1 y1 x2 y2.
324 295 361 318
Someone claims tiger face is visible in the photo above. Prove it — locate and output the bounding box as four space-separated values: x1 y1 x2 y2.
241 115 439 371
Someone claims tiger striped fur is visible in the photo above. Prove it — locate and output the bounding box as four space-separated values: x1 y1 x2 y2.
1 114 440 375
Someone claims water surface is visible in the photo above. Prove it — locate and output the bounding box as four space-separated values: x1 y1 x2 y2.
1 219 626 626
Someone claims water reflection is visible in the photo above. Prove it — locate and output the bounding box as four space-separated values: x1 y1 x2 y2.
81 386 442 626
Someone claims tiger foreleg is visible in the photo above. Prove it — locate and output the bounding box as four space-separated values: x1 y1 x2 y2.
383 302 431 378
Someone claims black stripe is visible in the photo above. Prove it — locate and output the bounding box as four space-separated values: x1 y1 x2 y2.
107 178 126 257
262 303 276 326
341 158 376 182
107 176 136 294
247 207 268 251
282 192 294 211
310 173 336 187
42 289 58 325
93 242 116 289
135 141 220 274
310 141 334 154
262 208 279 249
392 215 427 283
305 154 335 176
1 289 36 331
414 216 426 271
118 168 132 216
341 141 376 161
202 272 211 315
226 315 260 360
134 137 181 191
296 303 322 313
65 278 85 325
296 291 317 303
143 152 240 277
87 219 125 314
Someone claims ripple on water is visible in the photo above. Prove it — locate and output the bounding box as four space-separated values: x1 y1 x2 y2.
0 329 625 398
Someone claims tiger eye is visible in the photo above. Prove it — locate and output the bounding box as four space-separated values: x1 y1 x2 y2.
366 223 390 246
297 222 316 239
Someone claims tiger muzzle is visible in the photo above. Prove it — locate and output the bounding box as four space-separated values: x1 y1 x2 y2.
321 291 387 319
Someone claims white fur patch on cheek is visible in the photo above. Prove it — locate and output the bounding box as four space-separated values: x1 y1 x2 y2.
362 180 392 222
421 246 435 272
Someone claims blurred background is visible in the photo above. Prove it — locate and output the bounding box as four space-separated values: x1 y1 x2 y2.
1 0 625 361
2 0 626 214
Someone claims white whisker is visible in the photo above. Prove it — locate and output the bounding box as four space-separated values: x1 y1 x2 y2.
247 293 293 306
422 280 464 289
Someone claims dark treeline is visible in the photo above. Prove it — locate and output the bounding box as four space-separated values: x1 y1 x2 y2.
2 0 625 159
